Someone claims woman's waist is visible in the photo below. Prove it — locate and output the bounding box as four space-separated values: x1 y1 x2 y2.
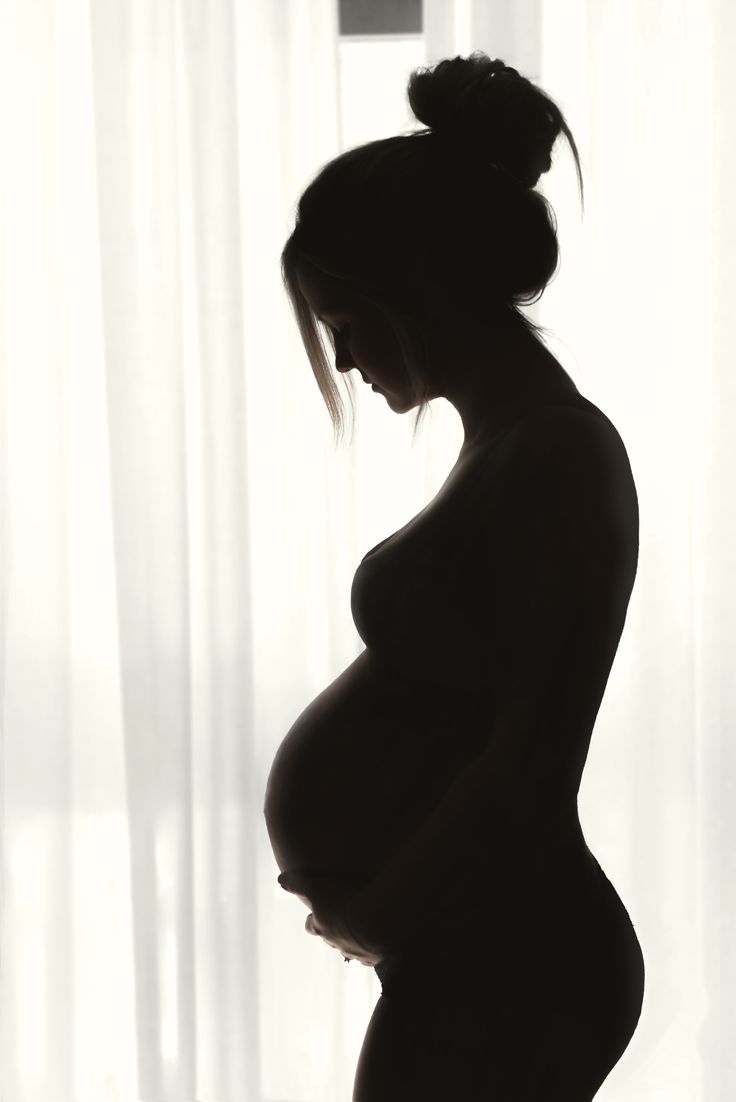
406 826 605 947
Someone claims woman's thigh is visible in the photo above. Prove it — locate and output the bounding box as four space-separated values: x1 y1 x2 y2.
352 884 645 1101
353 989 609 1102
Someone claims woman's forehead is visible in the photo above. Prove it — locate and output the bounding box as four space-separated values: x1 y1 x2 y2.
296 258 358 315
296 259 329 297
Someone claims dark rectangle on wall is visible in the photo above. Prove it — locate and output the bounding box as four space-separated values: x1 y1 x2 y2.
339 0 423 36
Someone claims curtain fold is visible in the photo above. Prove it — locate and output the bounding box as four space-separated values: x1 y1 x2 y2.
0 0 733 1099
0 1 345 1098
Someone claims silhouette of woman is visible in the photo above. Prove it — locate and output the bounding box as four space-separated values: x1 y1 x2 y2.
265 51 645 1101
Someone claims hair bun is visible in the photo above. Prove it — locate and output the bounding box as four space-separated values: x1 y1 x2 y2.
408 51 559 189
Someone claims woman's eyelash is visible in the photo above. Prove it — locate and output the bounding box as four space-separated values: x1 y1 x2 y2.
320 319 350 342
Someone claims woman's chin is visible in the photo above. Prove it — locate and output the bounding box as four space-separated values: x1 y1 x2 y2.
370 384 418 413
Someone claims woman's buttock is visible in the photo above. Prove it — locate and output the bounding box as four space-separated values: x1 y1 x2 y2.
357 855 644 1102
359 860 645 1102
375 851 645 1030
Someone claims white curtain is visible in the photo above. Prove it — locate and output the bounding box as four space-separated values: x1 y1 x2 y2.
0 0 732 1099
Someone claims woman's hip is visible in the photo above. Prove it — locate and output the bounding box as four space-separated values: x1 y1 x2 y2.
374 851 645 1027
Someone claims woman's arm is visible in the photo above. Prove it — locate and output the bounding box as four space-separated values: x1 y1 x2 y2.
344 697 571 956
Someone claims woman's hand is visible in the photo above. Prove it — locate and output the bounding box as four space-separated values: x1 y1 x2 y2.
278 871 392 966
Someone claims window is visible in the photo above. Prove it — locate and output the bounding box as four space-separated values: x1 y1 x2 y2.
338 0 424 148
339 0 423 37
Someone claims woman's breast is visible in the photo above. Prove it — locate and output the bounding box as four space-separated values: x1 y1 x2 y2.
263 648 487 885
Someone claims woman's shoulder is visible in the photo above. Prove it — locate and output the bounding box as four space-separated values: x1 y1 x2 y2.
485 393 631 484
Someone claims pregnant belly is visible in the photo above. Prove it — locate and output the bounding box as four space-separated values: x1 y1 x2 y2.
263 648 487 887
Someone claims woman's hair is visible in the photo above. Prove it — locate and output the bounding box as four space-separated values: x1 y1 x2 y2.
281 50 584 448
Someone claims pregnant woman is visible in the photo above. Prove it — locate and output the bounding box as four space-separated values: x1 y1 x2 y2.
264 52 645 1101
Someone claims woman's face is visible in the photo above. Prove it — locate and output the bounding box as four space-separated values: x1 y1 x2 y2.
295 256 577 449
295 258 429 412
